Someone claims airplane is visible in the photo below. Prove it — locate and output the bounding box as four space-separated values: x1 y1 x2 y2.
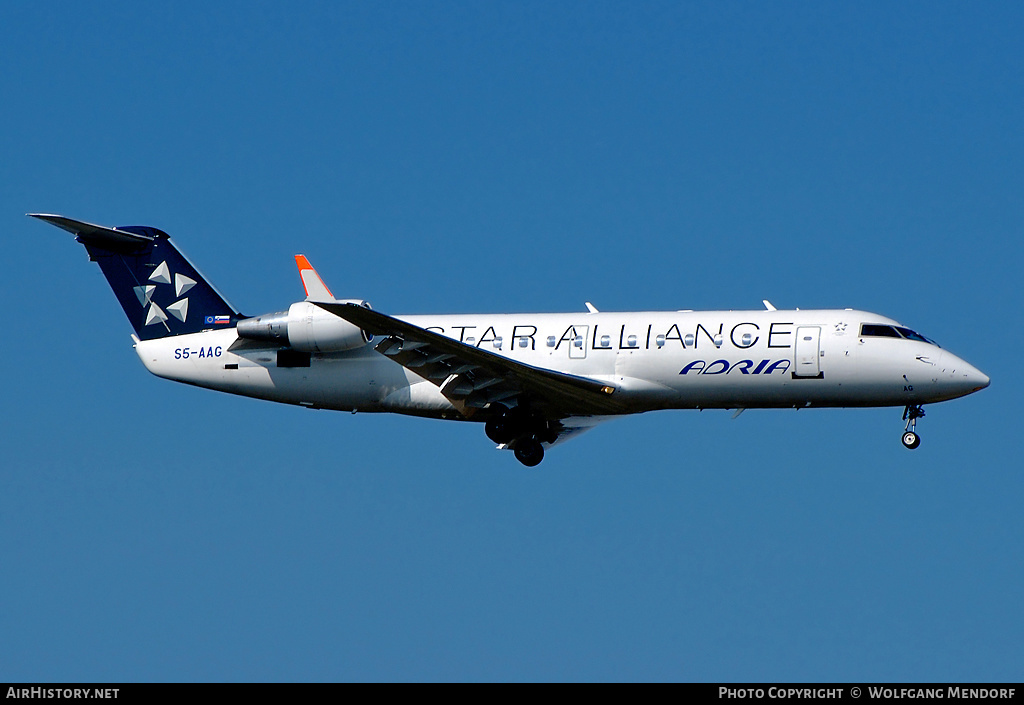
31 213 990 466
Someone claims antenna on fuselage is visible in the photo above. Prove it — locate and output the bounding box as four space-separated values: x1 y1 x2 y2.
762 300 777 311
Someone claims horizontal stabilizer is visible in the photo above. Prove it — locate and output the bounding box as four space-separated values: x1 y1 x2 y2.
29 213 153 252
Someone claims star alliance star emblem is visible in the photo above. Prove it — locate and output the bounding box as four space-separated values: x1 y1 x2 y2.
139 261 191 325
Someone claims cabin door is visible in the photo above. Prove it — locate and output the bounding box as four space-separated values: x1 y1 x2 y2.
794 326 822 378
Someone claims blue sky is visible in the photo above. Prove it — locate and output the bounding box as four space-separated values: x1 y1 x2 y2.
2 2 1021 681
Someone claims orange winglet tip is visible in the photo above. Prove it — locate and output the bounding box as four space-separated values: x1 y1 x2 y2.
294 254 333 298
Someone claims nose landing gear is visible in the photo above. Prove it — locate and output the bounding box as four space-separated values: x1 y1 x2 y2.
902 405 925 449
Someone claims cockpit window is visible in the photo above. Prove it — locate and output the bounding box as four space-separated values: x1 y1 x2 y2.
895 327 938 346
860 323 939 346
860 324 901 338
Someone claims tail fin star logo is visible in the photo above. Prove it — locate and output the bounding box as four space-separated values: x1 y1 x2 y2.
175 273 196 297
133 285 155 306
140 261 190 326
145 303 168 326
148 261 171 285
167 298 188 322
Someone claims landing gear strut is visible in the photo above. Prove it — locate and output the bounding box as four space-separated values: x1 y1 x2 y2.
902 405 925 449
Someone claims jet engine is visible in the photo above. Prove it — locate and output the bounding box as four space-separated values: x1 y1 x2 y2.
236 300 372 352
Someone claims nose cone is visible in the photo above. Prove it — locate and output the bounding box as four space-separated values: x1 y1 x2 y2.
967 365 991 392
940 352 990 398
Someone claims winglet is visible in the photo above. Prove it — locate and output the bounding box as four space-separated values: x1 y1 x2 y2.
295 255 334 301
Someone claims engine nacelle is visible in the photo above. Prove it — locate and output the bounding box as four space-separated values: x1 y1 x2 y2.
236 300 371 353
285 301 371 352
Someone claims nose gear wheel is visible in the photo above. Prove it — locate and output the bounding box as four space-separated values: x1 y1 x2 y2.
902 405 925 449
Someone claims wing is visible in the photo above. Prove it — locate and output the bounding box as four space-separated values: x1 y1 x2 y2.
314 302 627 418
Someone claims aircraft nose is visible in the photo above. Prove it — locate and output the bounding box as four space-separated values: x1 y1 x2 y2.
968 365 991 391
940 352 990 396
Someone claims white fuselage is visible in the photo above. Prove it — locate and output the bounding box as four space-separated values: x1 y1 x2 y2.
134 308 989 420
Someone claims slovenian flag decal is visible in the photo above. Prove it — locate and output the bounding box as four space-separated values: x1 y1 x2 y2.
206 315 231 325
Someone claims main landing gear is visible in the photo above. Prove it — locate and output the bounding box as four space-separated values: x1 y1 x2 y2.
485 406 557 467
902 405 925 449
513 438 545 467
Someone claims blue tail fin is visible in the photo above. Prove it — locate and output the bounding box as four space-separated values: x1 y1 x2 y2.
31 214 241 340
